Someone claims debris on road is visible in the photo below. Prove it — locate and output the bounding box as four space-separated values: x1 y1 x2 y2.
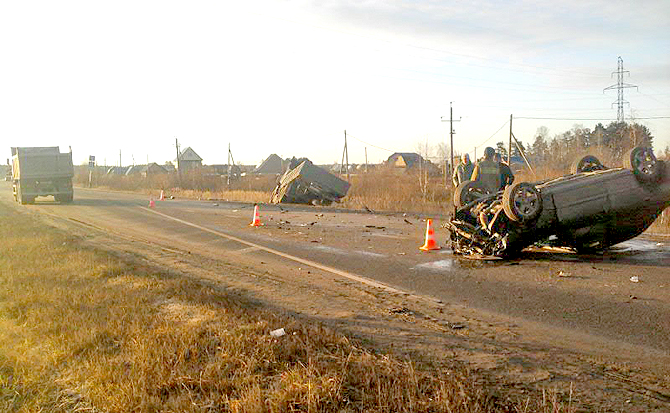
557 270 572 277
389 307 413 315
270 328 286 337
630 276 640 283
270 157 350 206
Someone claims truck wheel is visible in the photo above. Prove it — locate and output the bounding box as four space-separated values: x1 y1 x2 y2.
502 182 542 222
624 146 661 183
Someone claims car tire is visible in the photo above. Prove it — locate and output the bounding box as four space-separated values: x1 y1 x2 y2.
502 182 542 222
571 155 606 174
624 146 661 183
453 180 487 208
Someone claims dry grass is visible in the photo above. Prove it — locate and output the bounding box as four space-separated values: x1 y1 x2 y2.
340 169 451 213
2 204 548 412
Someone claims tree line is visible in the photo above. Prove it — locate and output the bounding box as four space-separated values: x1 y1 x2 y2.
496 121 661 172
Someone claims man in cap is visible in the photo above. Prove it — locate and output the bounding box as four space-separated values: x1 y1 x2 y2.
470 147 501 193
452 153 474 187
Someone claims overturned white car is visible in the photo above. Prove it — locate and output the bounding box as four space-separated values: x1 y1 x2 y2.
447 146 670 258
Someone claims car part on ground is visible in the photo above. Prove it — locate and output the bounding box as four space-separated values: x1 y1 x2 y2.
270 158 351 205
447 148 670 258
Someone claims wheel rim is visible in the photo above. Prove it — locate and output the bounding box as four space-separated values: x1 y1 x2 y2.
580 159 601 172
513 186 540 219
632 149 656 177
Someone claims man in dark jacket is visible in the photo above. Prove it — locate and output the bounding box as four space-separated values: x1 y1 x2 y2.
471 147 501 193
495 152 515 190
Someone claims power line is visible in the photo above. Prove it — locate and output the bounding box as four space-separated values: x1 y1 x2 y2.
474 120 509 150
516 116 670 120
344 133 395 153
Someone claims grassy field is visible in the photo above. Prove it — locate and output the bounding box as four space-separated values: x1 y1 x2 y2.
1 204 563 412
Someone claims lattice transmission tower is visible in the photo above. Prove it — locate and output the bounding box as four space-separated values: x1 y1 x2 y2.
603 56 638 122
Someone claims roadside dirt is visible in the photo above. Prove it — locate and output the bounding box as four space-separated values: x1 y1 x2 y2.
4 187 670 412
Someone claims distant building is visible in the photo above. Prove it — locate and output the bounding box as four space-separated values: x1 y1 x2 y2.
124 165 144 176
387 152 441 175
387 152 425 169
208 164 242 177
106 166 130 175
176 147 203 171
255 154 287 174
141 163 168 177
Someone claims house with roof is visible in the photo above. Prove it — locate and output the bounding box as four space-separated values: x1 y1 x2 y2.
141 163 168 177
176 147 203 171
387 152 425 169
387 152 441 175
106 166 130 175
254 154 287 174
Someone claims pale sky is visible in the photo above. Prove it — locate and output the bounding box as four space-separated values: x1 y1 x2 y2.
1 0 669 167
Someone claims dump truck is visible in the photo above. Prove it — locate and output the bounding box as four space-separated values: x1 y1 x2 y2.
11 147 74 204
270 158 350 205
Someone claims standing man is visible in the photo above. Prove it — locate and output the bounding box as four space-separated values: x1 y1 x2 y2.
495 152 515 190
452 153 474 187
470 147 501 193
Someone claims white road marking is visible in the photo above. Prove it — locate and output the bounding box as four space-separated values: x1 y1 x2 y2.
142 207 406 295
233 246 262 254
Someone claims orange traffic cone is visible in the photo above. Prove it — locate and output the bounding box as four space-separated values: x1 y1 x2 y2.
149 199 155 208
159 190 165 201
419 219 441 251
249 205 263 226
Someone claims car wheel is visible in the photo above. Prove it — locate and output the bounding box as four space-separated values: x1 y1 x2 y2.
502 182 542 222
624 146 661 183
571 155 606 174
453 180 487 208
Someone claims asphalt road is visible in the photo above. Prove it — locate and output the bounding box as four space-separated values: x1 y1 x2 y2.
3 184 670 358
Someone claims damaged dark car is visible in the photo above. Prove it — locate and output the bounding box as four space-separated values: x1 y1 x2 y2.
446 146 670 258
270 158 350 206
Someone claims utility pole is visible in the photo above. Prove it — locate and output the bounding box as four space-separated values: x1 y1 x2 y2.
344 130 350 182
509 114 513 164
226 143 236 188
175 138 181 183
604 56 638 123
440 102 461 178
364 147 368 173
119 150 121 168
227 142 231 187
